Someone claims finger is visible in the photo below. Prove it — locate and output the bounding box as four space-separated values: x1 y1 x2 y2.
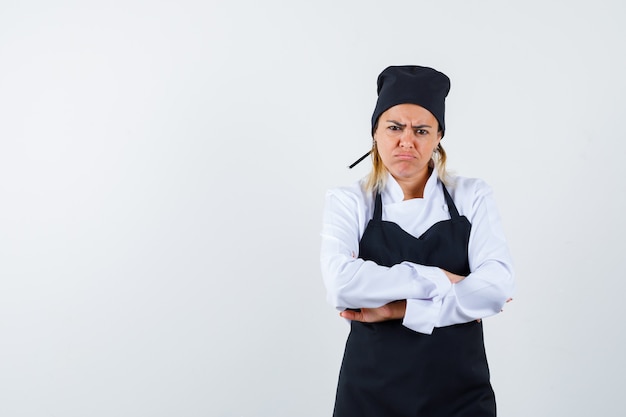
340 310 363 321
339 311 352 320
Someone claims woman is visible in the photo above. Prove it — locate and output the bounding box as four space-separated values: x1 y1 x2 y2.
320 66 515 417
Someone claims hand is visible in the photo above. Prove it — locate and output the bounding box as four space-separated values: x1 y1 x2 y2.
501 297 513 312
340 300 406 323
442 269 466 284
475 298 513 323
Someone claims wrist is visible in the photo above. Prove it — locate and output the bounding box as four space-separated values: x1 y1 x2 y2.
393 300 407 319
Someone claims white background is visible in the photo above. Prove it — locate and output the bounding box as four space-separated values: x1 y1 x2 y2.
1 1 625 416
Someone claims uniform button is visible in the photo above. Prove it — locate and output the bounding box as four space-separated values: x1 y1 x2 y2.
442 204 448 211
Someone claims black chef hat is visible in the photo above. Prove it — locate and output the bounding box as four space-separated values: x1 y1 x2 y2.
372 65 450 136
349 65 451 169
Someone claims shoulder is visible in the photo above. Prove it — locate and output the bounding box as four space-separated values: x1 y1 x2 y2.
446 175 491 194
324 178 374 220
445 175 494 209
325 178 370 205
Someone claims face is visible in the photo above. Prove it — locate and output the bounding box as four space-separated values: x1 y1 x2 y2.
373 103 442 184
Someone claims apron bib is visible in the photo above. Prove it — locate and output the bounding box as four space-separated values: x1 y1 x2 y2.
333 183 496 417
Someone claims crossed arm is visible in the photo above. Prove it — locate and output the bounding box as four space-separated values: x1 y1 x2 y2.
338 270 467 322
321 180 515 333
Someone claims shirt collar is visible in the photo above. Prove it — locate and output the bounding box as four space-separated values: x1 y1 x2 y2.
383 169 439 203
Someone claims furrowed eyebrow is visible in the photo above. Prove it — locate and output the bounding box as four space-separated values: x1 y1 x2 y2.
385 120 433 129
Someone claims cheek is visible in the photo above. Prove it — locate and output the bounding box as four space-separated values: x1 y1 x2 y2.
422 140 439 153
377 142 394 159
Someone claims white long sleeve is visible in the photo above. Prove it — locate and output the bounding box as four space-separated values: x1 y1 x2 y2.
320 171 514 334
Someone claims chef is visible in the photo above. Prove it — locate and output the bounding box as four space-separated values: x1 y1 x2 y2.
321 65 515 416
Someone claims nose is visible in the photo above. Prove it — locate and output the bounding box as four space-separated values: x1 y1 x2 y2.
399 129 414 148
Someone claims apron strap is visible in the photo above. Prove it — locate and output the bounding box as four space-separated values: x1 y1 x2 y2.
442 184 461 219
373 193 383 221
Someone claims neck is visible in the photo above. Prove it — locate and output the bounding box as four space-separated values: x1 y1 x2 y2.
395 168 432 200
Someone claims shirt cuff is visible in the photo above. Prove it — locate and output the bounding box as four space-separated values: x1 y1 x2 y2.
402 262 452 299
402 298 441 335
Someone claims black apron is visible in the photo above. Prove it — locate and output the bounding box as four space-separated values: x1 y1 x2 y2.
333 183 496 417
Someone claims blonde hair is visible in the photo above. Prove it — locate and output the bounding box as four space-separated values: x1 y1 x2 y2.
365 142 449 193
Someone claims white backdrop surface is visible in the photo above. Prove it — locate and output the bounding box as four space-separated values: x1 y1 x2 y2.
1 1 625 416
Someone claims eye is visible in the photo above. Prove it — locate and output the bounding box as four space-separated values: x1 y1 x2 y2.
415 129 429 136
387 125 401 131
